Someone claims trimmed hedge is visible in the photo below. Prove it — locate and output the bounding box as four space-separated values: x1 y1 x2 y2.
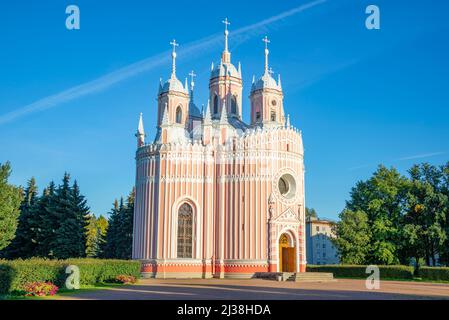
306 265 414 280
0 258 141 294
417 267 449 281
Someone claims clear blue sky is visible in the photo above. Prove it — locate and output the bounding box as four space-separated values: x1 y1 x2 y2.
1 0 448 220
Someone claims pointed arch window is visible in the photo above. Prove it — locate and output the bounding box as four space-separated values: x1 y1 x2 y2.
231 95 237 114
176 106 183 124
213 95 219 115
177 203 193 258
271 110 277 122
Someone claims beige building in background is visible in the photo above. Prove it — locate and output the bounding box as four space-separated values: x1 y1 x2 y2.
306 217 339 265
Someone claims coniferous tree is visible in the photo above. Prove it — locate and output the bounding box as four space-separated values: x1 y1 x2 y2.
51 173 89 259
116 189 135 259
101 199 121 258
4 177 38 258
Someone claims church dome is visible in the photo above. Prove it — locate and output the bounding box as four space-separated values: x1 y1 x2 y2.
160 76 188 94
211 62 241 79
251 72 281 92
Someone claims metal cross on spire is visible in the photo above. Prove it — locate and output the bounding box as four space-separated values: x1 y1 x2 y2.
222 18 231 52
170 39 179 77
189 70 196 86
262 36 270 74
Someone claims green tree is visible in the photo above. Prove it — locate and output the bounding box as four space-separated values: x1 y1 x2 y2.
31 182 57 257
346 165 408 265
51 173 89 259
101 199 121 258
0 162 22 252
102 189 135 259
404 163 447 266
4 177 38 258
333 209 371 264
86 214 108 258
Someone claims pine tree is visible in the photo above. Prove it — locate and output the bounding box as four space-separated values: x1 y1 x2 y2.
72 180 90 256
51 173 87 259
4 177 38 258
101 199 121 258
30 182 57 257
116 189 135 259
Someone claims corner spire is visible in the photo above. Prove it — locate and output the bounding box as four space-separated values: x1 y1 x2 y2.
220 99 228 124
170 39 179 78
136 113 145 147
161 103 169 126
262 36 270 74
221 18 231 63
204 100 212 125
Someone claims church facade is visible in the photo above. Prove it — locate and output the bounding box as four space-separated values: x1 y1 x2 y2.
132 20 306 279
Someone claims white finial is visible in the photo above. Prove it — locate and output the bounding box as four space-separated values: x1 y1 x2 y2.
252 75 255 84
268 67 274 77
184 77 188 91
286 114 291 128
262 36 270 74
211 61 214 71
278 74 282 89
222 18 231 52
170 39 179 77
238 62 241 76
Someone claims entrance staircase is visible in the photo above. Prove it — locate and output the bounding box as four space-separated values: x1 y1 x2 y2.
254 272 334 282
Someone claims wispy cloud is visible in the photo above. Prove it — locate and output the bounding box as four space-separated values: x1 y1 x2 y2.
396 152 447 161
348 151 447 171
0 0 327 126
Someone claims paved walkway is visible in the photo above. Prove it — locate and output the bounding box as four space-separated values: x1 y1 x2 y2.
57 278 449 300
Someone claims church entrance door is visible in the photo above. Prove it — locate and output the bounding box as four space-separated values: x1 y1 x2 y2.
279 233 296 272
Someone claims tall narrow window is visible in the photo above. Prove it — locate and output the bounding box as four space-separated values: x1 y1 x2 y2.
231 95 237 114
177 203 193 258
213 95 219 115
176 106 183 124
271 111 276 122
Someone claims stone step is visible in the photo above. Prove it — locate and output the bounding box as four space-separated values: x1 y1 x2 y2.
292 272 334 282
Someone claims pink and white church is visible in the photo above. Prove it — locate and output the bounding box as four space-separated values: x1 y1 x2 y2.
132 20 306 279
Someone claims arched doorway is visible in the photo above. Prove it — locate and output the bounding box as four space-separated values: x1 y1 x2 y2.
279 233 296 272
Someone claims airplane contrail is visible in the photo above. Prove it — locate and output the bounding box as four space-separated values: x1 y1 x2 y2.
0 0 327 126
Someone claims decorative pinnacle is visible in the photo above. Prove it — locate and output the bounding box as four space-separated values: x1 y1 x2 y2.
262 36 270 74
170 39 179 77
222 18 231 52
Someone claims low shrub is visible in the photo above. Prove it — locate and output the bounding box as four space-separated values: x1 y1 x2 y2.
306 264 414 280
24 281 59 297
0 258 141 294
114 275 137 284
416 267 449 281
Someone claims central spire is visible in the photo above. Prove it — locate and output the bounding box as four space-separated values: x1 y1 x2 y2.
262 36 270 74
221 18 231 63
170 39 179 78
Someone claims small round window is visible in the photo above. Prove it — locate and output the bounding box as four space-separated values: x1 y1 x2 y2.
278 174 296 199
271 99 277 106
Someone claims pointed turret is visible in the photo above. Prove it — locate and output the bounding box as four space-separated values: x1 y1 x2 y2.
204 100 212 125
136 113 145 147
220 99 229 124
161 103 169 126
